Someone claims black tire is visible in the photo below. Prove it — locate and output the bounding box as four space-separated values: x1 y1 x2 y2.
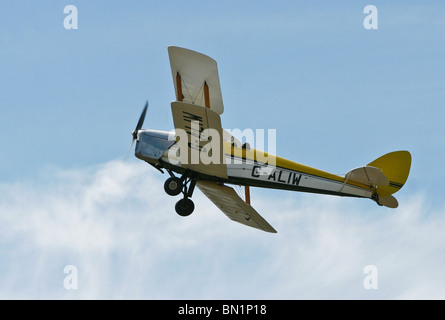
164 177 182 196
175 198 195 217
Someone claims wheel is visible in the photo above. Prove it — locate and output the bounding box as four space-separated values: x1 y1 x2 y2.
164 177 182 196
175 198 195 217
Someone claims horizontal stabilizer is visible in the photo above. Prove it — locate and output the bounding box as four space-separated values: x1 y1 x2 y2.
345 166 389 187
197 181 277 233
378 195 399 208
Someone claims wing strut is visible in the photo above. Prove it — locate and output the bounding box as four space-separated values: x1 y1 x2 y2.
204 81 210 109
245 185 251 205
176 72 183 101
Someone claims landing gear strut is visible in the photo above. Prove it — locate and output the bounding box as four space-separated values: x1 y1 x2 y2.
164 170 196 217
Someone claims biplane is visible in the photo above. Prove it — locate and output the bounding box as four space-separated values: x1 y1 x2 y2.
129 46 411 233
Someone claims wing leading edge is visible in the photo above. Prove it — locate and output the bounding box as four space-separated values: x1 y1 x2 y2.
197 181 277 233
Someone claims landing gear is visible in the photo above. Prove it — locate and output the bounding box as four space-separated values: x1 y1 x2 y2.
175 198 195 216
164 177 182 196
164 170 196 217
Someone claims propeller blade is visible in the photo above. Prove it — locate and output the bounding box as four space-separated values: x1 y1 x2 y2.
128 101 149 157
132 100 148 140
127 138 135 156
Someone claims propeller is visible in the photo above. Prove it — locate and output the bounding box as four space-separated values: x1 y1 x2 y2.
128 100 148 154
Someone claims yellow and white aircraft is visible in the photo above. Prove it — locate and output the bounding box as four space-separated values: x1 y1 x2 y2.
130 46 411 233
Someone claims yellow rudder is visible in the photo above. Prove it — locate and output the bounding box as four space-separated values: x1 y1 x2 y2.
367 151 412 198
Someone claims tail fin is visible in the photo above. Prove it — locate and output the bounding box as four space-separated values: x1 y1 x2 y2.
367 151 412 208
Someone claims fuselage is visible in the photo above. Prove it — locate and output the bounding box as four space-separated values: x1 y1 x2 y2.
135 129 375 200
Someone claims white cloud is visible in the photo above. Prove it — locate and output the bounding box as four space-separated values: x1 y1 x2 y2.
0 160 444 299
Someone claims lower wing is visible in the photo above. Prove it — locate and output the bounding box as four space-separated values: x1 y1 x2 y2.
197 181 277 233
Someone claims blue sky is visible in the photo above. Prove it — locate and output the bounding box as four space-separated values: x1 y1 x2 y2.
1 1 445 299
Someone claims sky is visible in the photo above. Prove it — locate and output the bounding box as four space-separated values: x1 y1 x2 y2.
1 0 445 299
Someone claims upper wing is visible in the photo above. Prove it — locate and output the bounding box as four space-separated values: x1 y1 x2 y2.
197 181 277 233
168 46 224 115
